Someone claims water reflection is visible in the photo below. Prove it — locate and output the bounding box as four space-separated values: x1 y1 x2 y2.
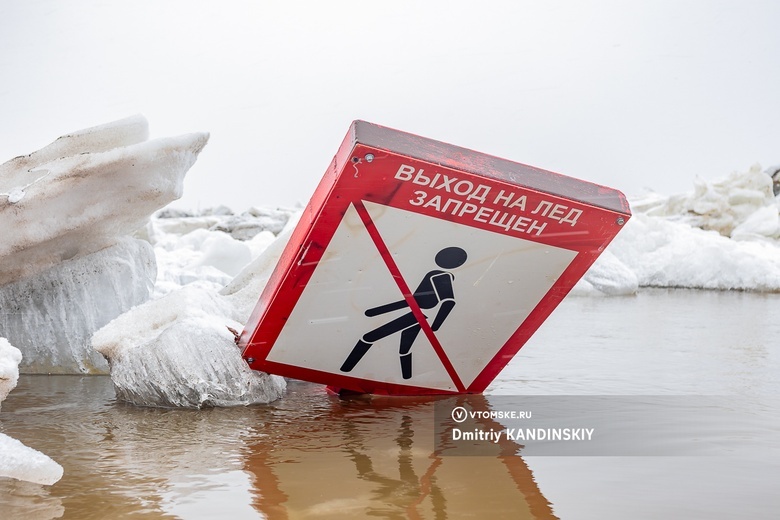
3 289 779 518
0 377 555 519
0 479 64 520
0 375 264 519
243 388 556 519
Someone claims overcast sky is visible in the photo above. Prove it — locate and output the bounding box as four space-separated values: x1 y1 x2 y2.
1 0 778 211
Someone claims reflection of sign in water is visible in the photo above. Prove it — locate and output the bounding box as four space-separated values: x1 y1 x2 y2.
243 391 557 519
341 247 467 380
239 121 631 395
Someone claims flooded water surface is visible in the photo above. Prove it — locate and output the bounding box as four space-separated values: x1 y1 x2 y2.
1 289 779 519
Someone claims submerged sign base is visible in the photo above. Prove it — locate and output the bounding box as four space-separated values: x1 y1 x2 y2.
239 121 630 395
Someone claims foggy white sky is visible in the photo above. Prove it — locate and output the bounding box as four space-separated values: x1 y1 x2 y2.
1 0 778 211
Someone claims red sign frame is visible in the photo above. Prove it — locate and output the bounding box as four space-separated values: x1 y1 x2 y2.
239 121 630 395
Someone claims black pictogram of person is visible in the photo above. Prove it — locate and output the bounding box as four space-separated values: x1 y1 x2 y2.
340 246 468 380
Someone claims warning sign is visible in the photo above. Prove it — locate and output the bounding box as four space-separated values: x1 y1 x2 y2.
239 121 630 395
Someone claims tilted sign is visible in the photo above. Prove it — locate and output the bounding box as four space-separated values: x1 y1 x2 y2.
239 121 631 395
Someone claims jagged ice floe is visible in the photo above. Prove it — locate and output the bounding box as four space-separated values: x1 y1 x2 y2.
0 338 64 485
0 115 209 373
91 214 297 408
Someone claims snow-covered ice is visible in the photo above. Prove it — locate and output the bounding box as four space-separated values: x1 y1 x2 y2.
0 115 207 284
0 116 209 374
575 164 780 294
91 214 298 408
146 206 292 298
635 164 778 238
0 338 63 486
92 283 286 408
0 434 64 487
607 213 780 291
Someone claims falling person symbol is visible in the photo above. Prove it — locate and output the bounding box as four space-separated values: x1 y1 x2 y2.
340 246 468 379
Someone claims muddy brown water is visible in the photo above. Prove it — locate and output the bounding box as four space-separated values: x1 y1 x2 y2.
1 289 779 519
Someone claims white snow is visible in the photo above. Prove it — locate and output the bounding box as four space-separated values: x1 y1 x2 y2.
0 338 64 486
636 164 778 238
574 164 780 295
146 208 293 298
0 116 209 374
151 228 251 296
607 213 780 291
